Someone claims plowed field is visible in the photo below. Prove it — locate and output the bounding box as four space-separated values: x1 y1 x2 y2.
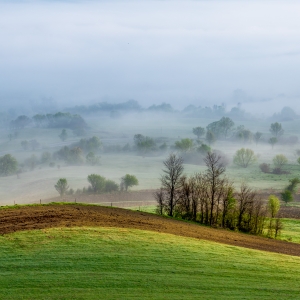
1 204 300 256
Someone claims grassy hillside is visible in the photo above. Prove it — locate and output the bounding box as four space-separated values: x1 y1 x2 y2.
0 227 299 299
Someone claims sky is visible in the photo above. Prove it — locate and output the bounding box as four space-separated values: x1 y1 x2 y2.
1 0 300 114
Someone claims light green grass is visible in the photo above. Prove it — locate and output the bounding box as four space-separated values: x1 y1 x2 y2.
0 227 300 299
280 218 300 243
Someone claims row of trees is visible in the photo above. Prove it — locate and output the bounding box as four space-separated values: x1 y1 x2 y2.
155 153 280 235
55 174 139 196
191 120 285 145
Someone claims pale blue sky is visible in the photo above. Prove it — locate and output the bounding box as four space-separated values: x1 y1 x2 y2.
1 0 300 113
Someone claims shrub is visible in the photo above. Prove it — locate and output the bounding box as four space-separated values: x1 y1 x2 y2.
259 163 270 173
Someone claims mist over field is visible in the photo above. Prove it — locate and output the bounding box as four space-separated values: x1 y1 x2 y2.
1 0 300 114
1 0 300 207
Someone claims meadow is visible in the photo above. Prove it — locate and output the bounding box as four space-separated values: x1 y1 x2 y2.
1 113 300 205
0 227 300 299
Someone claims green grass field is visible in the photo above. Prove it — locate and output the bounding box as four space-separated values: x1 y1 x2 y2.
0 227 300 299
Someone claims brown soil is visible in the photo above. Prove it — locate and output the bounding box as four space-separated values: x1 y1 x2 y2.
0 204 300 257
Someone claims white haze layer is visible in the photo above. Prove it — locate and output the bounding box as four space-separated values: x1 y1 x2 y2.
1 0 300 114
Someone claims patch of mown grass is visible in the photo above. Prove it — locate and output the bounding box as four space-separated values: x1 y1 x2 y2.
0 227 299 299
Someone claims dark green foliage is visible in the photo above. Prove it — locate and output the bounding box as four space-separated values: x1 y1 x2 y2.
54 146 84 165
10 115 31 129
59 129 68 141
134 134 156 154
254 132 263 145
121 174 139 191
87 174 106 193
55 178 69 196
206 117 234 139
268 137 277 149
78 136 102 152
197 143 211 155
270 122 284 137
192 127 205 139
205 130 215 145
105 180 119 192
281 190 293 205
0 154 18 176
32 112 87 130
86 152 100 165
174 138 193 152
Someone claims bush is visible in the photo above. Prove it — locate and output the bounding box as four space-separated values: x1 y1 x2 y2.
259 163 270 173
105 180 119 193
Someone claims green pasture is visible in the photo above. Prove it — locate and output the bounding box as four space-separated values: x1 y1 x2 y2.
1 114 300 205
0 227 300 299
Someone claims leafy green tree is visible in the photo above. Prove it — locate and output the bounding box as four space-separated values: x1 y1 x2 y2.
87 174 106 193
268 137 277 149
86 152 100 165
105 180 119 192
174 138 193 152
267 195 280 218
280 189 293 205
270 122 284 137
207 117 234 139
55 178 69 197
273 154 288 171
192 127 205 139
134 134 156 154
121 174 139 191
0 154 18 176
59 129 68 141
197 143 211 155
233 148 256 168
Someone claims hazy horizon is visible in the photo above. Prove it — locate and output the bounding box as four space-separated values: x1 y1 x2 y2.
1 0 300 115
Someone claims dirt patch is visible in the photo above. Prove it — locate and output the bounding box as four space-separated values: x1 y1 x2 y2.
0 204 299 257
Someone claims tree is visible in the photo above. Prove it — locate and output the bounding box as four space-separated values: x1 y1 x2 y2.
105 180 119 193
267 195 280 218
87 174 106 193
253 132 262 145
268 137 277 149
270 122 284 137
192 127 205 139
206 130 216 145
204 152 226 225
273 154 288 171
59 129 68 141
233 148 256 168
121 174 139 191
174 138 193 152
197 143 211 155
86 152 100 165
160 154 184 217
0 154 18 176
55 178 69 197
280 190 293 205
134 134 156 154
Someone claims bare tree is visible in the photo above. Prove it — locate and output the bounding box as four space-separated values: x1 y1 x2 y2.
160 153 184 217
204 152 226 226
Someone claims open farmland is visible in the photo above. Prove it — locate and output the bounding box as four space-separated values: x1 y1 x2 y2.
0 226 300 299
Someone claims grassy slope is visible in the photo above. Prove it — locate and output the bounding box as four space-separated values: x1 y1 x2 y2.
0 227 300 300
